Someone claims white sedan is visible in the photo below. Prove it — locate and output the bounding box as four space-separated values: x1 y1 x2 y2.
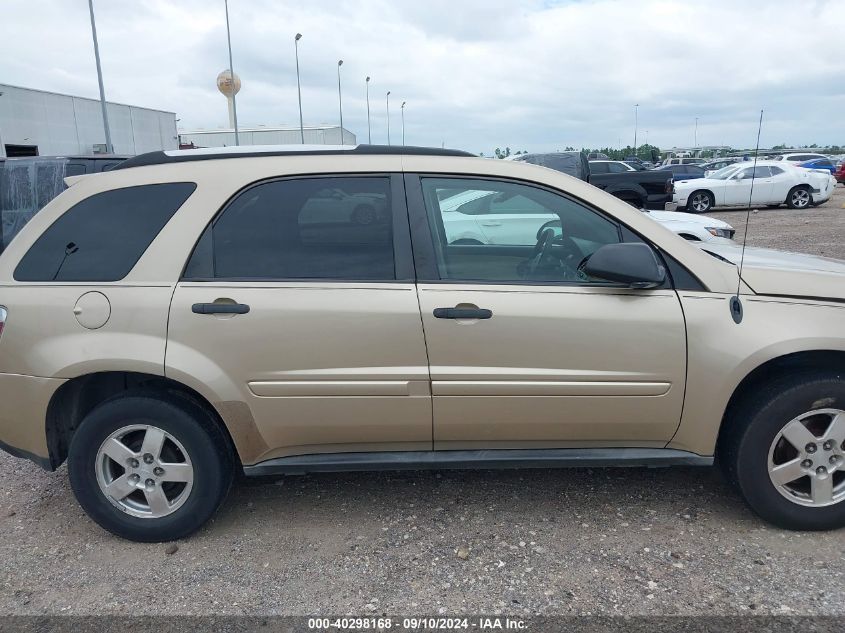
674 160 836 213
440 188 735 245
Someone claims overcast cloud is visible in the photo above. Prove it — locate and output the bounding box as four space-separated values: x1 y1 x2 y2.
2 0 844 153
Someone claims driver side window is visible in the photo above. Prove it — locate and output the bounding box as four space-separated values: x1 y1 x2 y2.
420 177 622 283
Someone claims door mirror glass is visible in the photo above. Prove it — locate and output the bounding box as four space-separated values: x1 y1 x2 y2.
582 243 666 288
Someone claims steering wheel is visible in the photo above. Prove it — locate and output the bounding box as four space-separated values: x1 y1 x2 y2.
527 228 555 276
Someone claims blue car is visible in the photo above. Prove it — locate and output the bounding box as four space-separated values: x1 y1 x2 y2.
655 164 706 180
797 157 836 174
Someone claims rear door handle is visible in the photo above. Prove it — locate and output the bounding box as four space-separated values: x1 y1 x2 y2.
433 307 492 319
192 302 250 315
481 221 502 227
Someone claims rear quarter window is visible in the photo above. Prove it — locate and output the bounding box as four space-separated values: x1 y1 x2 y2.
14 182 196 282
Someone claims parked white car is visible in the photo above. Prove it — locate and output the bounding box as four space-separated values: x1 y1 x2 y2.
774 152 829 164
674 161 836 213
440 188 735 245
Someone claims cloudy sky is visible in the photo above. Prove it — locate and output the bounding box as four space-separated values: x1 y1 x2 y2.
3 0 844 153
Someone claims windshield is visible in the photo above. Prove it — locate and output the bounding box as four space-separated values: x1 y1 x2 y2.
708 166 742 180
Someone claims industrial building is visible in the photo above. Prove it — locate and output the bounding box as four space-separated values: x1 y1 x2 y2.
179 124 355 148
0 83 178 158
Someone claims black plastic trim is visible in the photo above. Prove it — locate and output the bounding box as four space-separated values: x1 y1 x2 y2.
433 307 492 319
243 448 713 476
0 438 53 471
191 302 250 314
113 145 475 171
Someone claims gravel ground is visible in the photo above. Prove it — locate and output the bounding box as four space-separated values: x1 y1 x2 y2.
0 185 844 617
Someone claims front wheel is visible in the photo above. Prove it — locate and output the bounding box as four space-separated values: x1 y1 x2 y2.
68 393 234 542
686 190 713 213
720 374 845 530
786 186 812 209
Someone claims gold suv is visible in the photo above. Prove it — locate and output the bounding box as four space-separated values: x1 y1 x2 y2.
0 145 844 542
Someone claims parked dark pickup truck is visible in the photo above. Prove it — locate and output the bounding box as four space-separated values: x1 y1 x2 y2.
512 152 674 210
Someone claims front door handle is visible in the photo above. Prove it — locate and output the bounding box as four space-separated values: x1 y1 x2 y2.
481 221 502 227
433 307 492 319
192 302 250 315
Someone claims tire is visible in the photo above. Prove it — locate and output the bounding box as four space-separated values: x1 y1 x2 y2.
786 186 812 210
68 392 234 542
686 190 713 213
613 193 644 209
351 204 377 225
719 373 845 530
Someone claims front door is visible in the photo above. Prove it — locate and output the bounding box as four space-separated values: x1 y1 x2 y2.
166 174 432 463
407 175 687 449
722 166 773 206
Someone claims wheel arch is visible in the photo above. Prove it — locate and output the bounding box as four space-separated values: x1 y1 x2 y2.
716 350 845 456
45 371 243 471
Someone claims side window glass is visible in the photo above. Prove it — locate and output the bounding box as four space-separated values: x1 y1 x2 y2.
589 162 609 174
421 177 621 284
608 162 627 173
186 176 394 280
15 182 196 282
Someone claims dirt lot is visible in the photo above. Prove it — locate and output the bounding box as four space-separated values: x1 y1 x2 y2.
0 186 844 617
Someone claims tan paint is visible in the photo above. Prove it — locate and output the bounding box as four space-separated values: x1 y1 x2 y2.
0 151 842 467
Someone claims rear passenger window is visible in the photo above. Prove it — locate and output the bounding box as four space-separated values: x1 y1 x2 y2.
184 176 394 280
14 182 196 282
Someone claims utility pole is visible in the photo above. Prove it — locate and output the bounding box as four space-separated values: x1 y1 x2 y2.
88 0 114 153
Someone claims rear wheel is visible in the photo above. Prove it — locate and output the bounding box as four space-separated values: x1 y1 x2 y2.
720 373 845 530
786 186 812 209
687 190 713 213
68 393 234 542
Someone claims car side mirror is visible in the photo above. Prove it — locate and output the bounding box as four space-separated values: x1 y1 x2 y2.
583 243 666 288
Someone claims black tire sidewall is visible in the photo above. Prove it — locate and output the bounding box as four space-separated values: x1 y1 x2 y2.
734 378 845 530
68 395 232 542
786 186 811 209
688 191 712 213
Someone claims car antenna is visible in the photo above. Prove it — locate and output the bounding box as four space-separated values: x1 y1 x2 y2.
729 109 763 325
52 241 79 281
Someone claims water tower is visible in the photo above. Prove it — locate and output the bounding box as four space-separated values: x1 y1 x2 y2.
216 70 241 129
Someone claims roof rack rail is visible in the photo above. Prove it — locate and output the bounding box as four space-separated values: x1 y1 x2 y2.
112 144 475 170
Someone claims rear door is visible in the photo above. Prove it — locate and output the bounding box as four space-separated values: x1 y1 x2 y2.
165 174 432 463
406 174 687 449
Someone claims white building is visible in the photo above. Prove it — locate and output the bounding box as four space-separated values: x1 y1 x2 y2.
0 83 178 158
179 124 355 148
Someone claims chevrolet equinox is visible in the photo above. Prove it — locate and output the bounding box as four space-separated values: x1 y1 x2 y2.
0 145 843 542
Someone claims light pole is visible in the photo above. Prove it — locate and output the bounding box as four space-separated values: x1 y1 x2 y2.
400 101 406 145
633 103 639 158
386 91 391 146
365 76 371 144
294 33 304 144
694 117 699 152
87 0 114 153
336 60 344 144
223 0 239 145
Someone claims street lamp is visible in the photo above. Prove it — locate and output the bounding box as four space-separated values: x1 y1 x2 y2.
294 33 304 144
365 76 371 144
336 60 344 144
223 0 239 145
87 0 114 153
386 91 391 146
695 117 699 151
633 103 639 158
401 101 406 146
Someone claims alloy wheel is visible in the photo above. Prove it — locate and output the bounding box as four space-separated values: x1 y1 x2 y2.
790 188 810 208
767 408 845 507
95 424 194 518
690 192 711 213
